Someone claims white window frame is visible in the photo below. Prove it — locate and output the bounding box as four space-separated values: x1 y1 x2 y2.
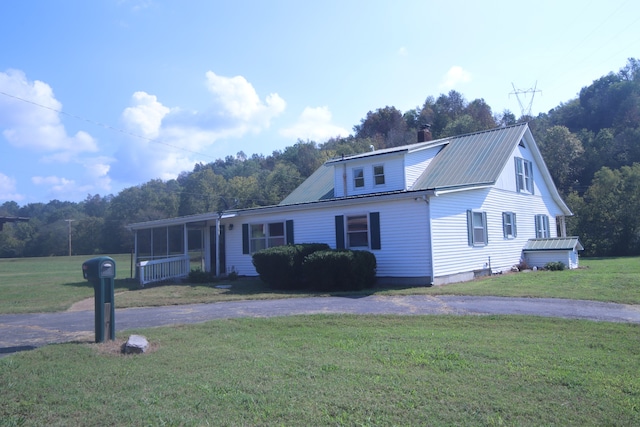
502 212 517 239
346 214 369 248
515 157 534 194
373 164 385 186
353 168 364 188
249 222 285 253
467 210 488 247
534 214 550 238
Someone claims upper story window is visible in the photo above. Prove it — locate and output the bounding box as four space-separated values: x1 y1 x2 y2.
353 168 364 188
535 214 550 238
373 165 385 186
515 157 533 194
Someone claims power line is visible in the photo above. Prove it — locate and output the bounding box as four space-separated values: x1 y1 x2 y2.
0 90 217 160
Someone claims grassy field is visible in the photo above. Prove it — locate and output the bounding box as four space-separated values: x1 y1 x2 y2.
1 256 639 425
1 255 639 314
1 315 638 425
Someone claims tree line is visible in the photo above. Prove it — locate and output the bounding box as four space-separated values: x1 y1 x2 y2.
1 58 639 258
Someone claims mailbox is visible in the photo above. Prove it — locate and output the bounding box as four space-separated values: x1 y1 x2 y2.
82 256 116 280
81 256 116 343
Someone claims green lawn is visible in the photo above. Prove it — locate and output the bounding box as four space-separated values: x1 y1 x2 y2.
1 256 640 314
1 256 639 425
1 315 638 426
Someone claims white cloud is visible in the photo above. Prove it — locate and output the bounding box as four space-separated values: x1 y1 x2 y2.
0 173 23 201
0 69 98 156
280 106 350 142
439 66 472 89
205 71 285 127
122 91 171 138
398 46 408 56
113 71 286 184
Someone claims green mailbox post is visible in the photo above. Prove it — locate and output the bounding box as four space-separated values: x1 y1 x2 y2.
82 256 116 343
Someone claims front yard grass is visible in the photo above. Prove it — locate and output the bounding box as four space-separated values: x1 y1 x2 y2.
1 315 638 426
1 256 639 314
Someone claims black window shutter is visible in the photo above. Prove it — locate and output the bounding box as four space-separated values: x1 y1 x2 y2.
369 212 381 250
242 224 250 254
335 215 345 249
286 220 294 245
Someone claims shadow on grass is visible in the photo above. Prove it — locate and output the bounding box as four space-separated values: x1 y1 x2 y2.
61 278 142 292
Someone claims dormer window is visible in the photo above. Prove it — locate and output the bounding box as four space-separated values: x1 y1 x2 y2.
515 157 533 194
353 168 364 188
373 165 385 185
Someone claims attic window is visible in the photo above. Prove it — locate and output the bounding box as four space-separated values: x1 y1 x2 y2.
373 165 385 185
515 157 534 194
519 139 526 148
353 168 364 188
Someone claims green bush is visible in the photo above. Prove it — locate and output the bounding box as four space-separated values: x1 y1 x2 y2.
302 249 377 292
545 261 566 271
252 243 330 290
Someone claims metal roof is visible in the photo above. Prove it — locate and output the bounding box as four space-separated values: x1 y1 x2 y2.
412 123 528 191
279 163 335 206
523 237 584 251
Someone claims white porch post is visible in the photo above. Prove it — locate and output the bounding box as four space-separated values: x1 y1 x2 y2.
204 224 212 274
183 223 188 263
215 217 221 276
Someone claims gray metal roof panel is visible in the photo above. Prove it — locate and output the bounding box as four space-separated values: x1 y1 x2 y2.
412 123 528 190
523 237 584 251
278 164 335 205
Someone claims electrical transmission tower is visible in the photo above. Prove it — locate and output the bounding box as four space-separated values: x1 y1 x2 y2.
509 82 542 117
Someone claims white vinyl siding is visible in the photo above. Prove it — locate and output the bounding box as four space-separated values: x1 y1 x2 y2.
223 197 431 280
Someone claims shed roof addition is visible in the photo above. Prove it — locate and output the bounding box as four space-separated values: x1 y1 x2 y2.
523 237 584 251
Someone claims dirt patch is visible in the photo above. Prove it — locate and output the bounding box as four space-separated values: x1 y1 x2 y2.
90 338 159 357
67 297 94 312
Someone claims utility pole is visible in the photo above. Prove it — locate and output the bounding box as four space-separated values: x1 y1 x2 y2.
65 219 74 256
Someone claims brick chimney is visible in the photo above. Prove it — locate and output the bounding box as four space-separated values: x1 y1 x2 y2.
417 124 432 142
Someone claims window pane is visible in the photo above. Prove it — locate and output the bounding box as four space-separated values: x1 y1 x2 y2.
251 224 265 238
374 165 385 185
347 215 368 247
473 228 485 244
268 222 284 237
268 237 285 247
354 168 364 188
251 238 266 253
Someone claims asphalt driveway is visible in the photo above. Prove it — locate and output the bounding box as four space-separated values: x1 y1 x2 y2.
2 295 639 357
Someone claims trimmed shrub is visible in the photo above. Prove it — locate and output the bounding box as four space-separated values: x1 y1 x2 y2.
252 243 330 290
188 268 218 284
302 249 377 292
545 261 566 271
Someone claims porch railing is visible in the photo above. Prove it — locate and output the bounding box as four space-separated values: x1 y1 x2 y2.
138 255 190 286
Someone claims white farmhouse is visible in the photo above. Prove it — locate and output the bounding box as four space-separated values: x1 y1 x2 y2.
128 123 579 286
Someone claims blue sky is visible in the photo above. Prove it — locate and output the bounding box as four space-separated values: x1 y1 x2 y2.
1 0 638 204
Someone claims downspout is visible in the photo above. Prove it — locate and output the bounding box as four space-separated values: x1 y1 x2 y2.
416 192 435 285
342 163 348 197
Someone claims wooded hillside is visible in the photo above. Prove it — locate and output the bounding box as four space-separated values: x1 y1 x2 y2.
1 59 639 258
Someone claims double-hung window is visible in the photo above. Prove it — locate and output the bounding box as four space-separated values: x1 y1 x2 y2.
467 210 488 246
373 165 385 186
515 157 534 194
250 222 285 253
347 215 369 248
335 213 381 250
535 214 550 238
353 168 364 188
502 212 517 239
